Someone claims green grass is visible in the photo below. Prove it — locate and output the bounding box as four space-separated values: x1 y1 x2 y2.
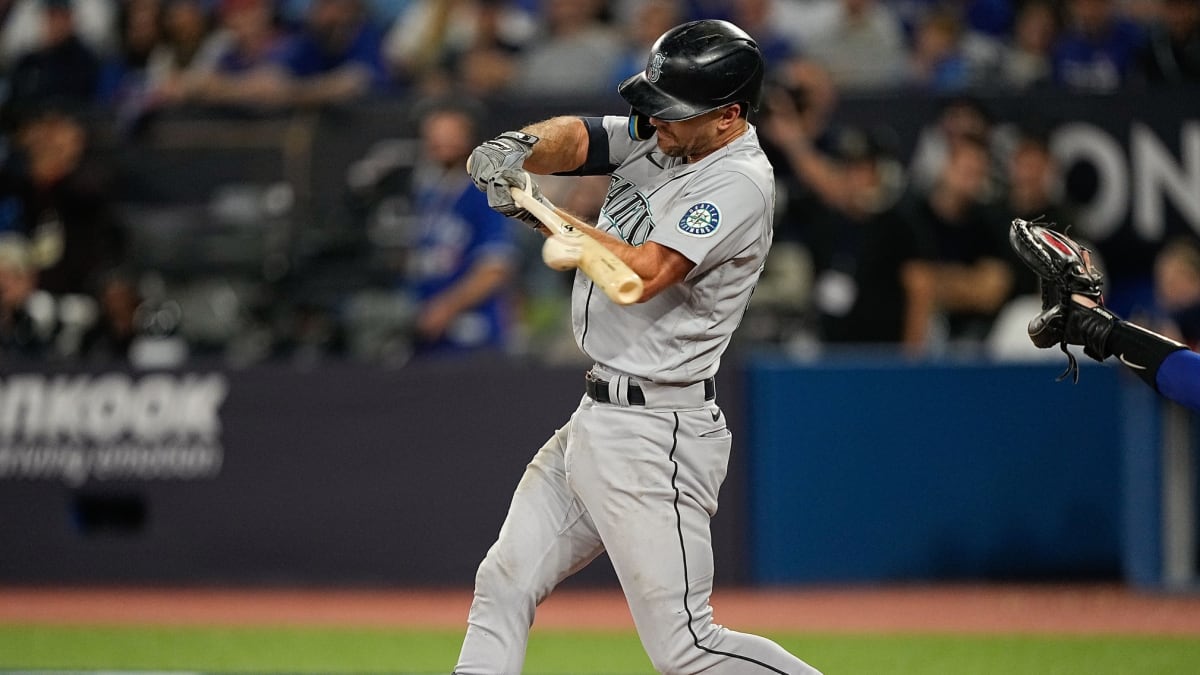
2 625 1199 674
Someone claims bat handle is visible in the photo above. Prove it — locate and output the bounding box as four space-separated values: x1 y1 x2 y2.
609 278 644 305
511 187 644 305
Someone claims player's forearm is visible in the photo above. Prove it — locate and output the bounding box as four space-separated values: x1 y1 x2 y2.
521 117 590 175
553 207 691 300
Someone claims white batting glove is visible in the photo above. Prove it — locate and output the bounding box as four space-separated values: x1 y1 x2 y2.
467 131 538 192
488 168 551 228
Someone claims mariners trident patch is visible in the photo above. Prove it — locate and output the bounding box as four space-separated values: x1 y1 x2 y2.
678 202 721 237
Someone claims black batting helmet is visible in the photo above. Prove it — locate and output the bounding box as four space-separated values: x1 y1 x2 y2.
618 20 765 123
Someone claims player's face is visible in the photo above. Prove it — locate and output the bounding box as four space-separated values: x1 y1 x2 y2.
651 105 740 161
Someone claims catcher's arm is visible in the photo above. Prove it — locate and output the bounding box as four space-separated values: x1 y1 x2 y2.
1066 293 1188 393
1009 218 1187 385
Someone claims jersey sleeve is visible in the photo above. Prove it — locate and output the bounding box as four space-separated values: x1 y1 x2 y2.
648 169 769 278
556 116 654 176
601 115 655 168
1156 348 1200 413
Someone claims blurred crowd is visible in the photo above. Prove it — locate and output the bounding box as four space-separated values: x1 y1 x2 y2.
0 0 1194 115
0 0 1197 368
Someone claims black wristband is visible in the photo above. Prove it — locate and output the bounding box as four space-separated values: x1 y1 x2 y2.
1105 320 1188 391
554 117 616 177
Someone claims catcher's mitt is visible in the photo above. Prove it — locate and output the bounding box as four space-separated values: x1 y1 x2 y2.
1008 218 1109 382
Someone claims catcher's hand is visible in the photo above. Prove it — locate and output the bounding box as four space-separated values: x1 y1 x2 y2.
1009 218 1114 382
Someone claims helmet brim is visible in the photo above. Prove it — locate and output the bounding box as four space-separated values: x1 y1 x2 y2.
618 72 712 122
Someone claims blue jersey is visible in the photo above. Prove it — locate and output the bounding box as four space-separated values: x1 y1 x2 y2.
408 173 516 353
282 21 390 90
1053 19 1145 89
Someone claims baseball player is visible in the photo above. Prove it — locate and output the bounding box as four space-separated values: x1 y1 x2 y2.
455 19 821 675
1011 218 1200 412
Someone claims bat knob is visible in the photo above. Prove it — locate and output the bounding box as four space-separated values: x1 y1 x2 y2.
542 234 582 271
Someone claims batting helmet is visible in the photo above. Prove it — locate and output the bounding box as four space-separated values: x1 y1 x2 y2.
618 20 765 123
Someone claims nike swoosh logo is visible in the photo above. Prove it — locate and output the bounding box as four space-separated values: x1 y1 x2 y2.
710 410 721 422
1119 354 1147 370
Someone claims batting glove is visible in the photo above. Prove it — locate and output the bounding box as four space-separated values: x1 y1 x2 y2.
468 131 538 192
488 168 551 228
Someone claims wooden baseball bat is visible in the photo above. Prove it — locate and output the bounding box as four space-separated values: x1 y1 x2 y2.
510 186 643 305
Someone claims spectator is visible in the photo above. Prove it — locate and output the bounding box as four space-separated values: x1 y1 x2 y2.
281 0 392 103
146 0 232 104
97 0 164 107
998 0 1060 89
404 99 517 356
804 126 937 353
797 0 908 92
906 134 1014 344
5 0 104 114
384 0 535 93
1152 237 1200 349
0 0 117 70
908 7 973 90
1136 0 1200 84
509 0 621 97
729 0 799 65
1004 126 1068 224
908 94 996 195
178 0 295 109
1053 0 1146 90
759 57 846 216
609 0 682 88
752 58 844 345
80 267 142 362
889 0 1014 42
1003 126 1074 298
0 108 123 296
279 0 411 28
0 232 58 358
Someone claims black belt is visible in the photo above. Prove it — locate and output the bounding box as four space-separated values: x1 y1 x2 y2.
585 373 715 406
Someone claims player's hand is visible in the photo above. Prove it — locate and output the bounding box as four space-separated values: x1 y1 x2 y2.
487 168 551 227
1010 218 1110 381
467 130 538 192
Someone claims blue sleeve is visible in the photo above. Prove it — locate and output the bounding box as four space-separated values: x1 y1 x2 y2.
1157 349 1200 412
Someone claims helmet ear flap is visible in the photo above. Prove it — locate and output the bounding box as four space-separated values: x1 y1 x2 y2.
628 108 656 141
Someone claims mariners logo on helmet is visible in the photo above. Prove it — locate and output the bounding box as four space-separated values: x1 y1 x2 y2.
678 202 720 237
647 52 665 83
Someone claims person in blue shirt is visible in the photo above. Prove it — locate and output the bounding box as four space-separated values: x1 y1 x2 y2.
281 0 392 102
405 100 518 356
1052 0 1146 90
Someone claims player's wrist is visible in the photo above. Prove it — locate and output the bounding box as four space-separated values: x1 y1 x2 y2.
1105 320 1188 390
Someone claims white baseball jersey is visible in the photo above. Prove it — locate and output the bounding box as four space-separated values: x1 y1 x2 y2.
571 116 775 384
456 116 822 675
